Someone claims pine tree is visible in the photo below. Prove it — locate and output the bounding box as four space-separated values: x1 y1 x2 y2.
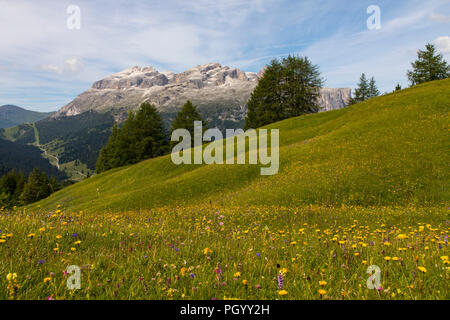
349 73 370 105
170 100 208 148
20 168 51 205
245 55 323 129
407 43 450 85
116 111 138 166
368 77 380 98
96 122 120 173
96 103 168 173
395 83 402 91
0 170 25 207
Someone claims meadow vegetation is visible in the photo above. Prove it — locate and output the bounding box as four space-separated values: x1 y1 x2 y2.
0 79 448 299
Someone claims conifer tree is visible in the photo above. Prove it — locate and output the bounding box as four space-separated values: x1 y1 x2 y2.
368 77 380 98
0 170 25 207
134 102 168 160
170 100 208 148
96 122 120 173
407 43 449 85
245 55 323 129
96 103 168 173
20 168 51 205
349 73 370 105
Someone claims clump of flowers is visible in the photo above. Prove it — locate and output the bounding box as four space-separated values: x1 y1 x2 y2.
6 273 20 299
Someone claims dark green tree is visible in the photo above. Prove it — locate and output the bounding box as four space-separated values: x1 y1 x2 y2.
395 83 402 91
96 103 168 173
96 122 120 173
170 100 208 148
368 77 380 98
0 170 25 208
245 55 323 129
407 43 449 85
20 168 52 205
349 73 370 105
133 102 168 160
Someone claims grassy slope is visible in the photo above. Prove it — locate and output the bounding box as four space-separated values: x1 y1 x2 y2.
33 79 450 212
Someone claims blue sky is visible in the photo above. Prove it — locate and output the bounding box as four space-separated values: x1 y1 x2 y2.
0 0 449 112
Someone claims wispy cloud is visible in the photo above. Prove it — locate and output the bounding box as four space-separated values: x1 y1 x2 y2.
434 36 450 54
40 58 84 75
429 13 450 23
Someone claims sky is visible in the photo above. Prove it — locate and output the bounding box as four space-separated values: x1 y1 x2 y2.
0 0 449 112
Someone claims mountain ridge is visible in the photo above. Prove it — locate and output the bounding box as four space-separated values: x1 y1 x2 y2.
53 63 351 128
0 105 54 128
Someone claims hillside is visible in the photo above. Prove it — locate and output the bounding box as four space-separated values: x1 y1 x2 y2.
1 64 350 180
0 105 53 128
32 79 450 212
0 138 66 179
1 112 115 180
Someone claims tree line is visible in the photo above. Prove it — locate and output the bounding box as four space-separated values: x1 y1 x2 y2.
0 168 61 209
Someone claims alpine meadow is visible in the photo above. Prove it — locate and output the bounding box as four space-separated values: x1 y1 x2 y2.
1 79 449 300
0 1 449 306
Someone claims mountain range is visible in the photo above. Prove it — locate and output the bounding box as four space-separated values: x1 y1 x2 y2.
54 63 351 129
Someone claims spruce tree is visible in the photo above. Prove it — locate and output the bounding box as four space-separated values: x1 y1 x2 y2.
349 73 370 105
116 111 138 166
245 55 323 129
0 170 25 207
170 100 208 148
20 168 51 205
368 77 380 98
96 103 168 173
96 122 120 173
407 43 450 85
134 102 168 160
395 83 402 91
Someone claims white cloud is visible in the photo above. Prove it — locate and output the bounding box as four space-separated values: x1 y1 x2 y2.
429 13 450 23
40 58 84 74
433 36 450 54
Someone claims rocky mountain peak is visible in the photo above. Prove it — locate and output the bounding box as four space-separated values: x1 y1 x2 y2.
53 63 351 129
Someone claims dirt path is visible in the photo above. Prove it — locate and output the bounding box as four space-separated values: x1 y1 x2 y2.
32 123 60 170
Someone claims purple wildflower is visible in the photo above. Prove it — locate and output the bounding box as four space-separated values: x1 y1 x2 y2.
278 272 284 290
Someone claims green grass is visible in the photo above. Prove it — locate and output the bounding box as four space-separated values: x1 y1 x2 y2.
32 79 449 213
1 80 449 300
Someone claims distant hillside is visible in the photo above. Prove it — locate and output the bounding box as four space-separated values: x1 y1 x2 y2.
0 105 53 128
0 138 66 179
33 79 449 212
